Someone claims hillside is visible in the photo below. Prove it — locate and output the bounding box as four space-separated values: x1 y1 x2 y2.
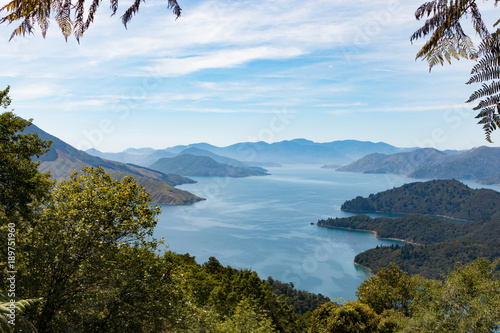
317 215 500 246
477 172 500 185
338 148 448 175
409 146 500 180
341 179 500 221
149 154 270 177
339 146 500 183
317 215 500 279
25 124 204 205
110 171 204 205
354 241 500 279
323 179 500 278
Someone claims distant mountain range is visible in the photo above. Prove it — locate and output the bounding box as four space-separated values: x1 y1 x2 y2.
149 154 270 177
338 146 500 184
86 139 412 166
25 124 204 205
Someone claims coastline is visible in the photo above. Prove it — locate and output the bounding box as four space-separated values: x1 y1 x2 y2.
353 261 374 276
315 223 423 246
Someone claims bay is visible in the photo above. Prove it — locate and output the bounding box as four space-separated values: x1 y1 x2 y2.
154 166 500 301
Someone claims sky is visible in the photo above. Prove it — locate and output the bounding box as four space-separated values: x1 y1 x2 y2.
1 0 499 152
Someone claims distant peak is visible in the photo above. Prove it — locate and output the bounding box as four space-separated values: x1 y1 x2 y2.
290 138 314 144
86 148 102 154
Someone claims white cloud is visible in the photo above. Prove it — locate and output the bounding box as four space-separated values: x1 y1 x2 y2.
145 46 305 77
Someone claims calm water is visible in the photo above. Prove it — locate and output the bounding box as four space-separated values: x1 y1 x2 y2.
154 166 500 301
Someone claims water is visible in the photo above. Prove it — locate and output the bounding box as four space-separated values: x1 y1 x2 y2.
154 166 500 301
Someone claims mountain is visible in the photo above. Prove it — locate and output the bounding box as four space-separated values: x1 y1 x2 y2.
409 146 500 181
25 124 204 205
86 139 410 166
201 139 407 165
338 148 448 175
477 172 500 185
340 179 500 222
179 147 249 167
149 154 270 177
338 146 500 183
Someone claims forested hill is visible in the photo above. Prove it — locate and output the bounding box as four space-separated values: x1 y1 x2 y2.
317 215 500 278
149 154 270 177
317 215 500 246
341 179 500 221
24 123 204 205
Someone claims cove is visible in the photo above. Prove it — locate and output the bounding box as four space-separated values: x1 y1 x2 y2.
153 166 497 301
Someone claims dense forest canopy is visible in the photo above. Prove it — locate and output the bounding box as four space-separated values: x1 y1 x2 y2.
341 179 500 221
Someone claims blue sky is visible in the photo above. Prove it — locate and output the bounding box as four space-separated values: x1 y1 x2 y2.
1 0 499 152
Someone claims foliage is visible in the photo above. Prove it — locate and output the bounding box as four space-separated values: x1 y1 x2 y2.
340 179 500 222
0 294 42 333
308 301 398 333
266 277 331 316
411 0 500 141
318 214 500 246
0 0 181 42
8 167 166 332
0 107 53 222
356 264 419 316
214 298 276 333
355 241 500 279
311 260 500 332
404 258 500 333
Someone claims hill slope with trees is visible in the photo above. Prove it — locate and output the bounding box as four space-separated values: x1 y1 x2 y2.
341 179 500 221
24 123 203 205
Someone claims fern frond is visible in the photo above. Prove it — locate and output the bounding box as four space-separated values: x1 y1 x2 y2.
110 0 119 16
120 0 142 28
167 0 181 19
73 0 86 42
85 0 102 31
472 95 500 111
54 0 72 40
476 110 500 143
468 69 500 84
8 18 35 41
467 81 500 102
411 0 487 70
0 297 42 333
1 0 181 40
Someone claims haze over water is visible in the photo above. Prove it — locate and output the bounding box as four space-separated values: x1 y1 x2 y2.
155 166 500 301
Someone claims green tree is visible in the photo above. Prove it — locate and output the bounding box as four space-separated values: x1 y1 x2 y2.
356 263 419 316
214 298 276 333
0 92 53 222
406 258 500 333
411 0 500 142
309 301 380 333
16 167 164 332
0 0 181 41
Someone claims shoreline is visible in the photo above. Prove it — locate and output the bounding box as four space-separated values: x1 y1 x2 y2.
315 223 423 246
353 261 374 276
